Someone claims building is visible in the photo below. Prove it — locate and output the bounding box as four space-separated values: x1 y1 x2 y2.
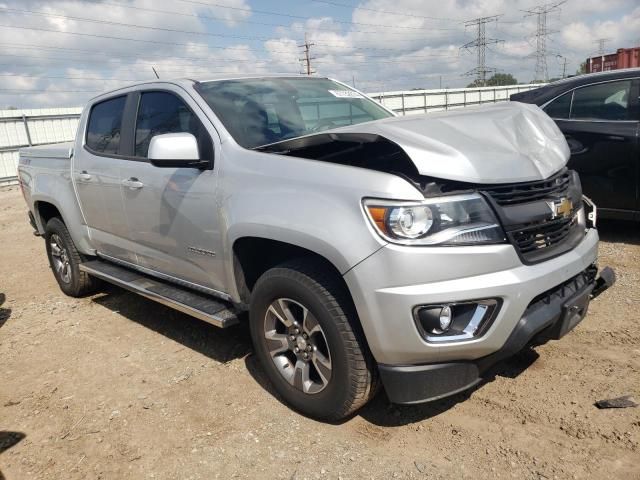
587 47 640 73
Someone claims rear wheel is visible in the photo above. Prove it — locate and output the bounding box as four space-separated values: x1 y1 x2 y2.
249 259 377 421
44 217 100 297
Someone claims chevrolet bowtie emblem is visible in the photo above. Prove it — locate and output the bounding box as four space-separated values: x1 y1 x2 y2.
547 197 573 219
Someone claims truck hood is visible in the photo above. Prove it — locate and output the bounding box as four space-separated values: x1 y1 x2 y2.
259 102 569 184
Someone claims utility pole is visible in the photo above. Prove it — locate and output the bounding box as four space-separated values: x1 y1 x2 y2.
460 15 503 87
556 54 568 78
523 1 566 83
298 33 316 76
595 38 611 55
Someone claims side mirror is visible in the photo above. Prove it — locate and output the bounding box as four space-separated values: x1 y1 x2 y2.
148 133 210 168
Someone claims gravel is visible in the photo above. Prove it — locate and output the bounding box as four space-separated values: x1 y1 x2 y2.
0 186 638 479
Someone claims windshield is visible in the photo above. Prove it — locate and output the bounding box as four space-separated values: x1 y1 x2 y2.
195 77 393 148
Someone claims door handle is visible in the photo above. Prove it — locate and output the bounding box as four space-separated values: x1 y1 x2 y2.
122 177 144 190
606 135 625 142
78 171 92 181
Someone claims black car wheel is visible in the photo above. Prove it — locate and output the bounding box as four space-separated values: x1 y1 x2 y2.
249 259 378 421
44 217 100 297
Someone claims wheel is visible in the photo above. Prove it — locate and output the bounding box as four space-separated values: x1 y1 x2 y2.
44 217 100 297
249 259 377 421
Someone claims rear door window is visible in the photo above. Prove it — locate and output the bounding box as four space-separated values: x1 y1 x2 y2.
570 80 632 121
86 96 126 154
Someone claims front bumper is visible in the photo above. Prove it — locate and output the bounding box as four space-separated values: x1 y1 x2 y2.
378 265 615 404
345 228 601 365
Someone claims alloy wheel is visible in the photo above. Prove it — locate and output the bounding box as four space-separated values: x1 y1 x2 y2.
263 298 332 394
49 234 72 284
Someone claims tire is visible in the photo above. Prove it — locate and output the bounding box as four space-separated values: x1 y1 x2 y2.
249 258 378 421
44 217 100 297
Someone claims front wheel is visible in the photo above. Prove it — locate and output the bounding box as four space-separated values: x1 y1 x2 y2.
249 259 377 421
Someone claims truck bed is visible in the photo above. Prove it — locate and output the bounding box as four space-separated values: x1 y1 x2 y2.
20 142 74 160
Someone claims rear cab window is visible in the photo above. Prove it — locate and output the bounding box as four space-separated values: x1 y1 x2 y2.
85 96 127 154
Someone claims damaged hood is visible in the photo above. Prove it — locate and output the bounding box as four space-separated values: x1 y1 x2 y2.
330 102 568 183
265 102 569 184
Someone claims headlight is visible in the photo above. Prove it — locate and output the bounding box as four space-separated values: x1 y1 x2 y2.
364 193 505 246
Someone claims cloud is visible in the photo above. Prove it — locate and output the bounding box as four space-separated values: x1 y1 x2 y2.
0 0 638 108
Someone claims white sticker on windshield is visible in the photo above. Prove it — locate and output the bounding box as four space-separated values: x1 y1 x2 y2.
328 89 363 98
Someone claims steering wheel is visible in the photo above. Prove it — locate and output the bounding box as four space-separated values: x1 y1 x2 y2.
310 118 338 133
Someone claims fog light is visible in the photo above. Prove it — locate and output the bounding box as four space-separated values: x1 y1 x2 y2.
414 299 500 342
439 306 452 331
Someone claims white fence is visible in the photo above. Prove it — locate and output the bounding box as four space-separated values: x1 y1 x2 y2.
0 83 546 183
0 107 82 184
369 83 544 115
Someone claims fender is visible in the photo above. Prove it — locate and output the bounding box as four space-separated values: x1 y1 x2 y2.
27 156 94 255
217 146 425 303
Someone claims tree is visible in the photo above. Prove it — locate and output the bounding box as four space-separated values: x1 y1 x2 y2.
576 62 587 75
466 73 518 88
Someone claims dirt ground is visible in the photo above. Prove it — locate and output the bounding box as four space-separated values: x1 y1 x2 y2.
0 185 638 480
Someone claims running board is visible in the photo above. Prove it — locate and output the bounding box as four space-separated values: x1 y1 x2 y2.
79 260 240 328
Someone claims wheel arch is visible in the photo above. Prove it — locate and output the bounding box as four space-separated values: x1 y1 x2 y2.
34 200 64 229
30 193 94 255
231 236 354 308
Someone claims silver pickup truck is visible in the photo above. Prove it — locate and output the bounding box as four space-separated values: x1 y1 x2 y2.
18 76 615 420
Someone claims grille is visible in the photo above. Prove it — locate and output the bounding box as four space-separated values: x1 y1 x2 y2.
483 169 571 206
511 216 576 255
480 168 583 263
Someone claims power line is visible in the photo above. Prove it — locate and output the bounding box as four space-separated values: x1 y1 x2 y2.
310 0 463 22
0 7 285 43
0 40 458 65
460 15 503 86
0 72 304 83
523 1 567 82
5 5 440 47
0 73 143 82
0 43 297 65
0 13 458 53
100 0 324 32
174 0 456 31
0 24 302 56
6 5 433 53
0 89 101 94
313 52 464 64
101 0 459 35
0 51 300 68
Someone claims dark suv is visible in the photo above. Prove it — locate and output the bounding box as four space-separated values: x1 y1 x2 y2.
511 68 640 220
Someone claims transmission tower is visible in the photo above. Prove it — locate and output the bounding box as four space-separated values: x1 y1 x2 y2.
523 1 566 82
460 15 503 87
298 33 316 76
595 38 612 55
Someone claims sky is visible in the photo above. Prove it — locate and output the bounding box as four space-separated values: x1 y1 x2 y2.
0 0 638 108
